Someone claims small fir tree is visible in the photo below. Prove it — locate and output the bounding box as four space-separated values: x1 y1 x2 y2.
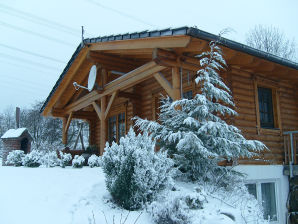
135 41 266 182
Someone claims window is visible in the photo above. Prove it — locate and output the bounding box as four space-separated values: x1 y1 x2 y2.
245 182 278 222
254 77 281 133
183 90 193 100
258 87 274 128
108 112 126 144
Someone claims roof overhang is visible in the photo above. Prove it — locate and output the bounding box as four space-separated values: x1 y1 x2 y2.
40 27 298 117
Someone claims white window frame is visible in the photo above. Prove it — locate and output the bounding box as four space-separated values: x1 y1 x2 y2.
245 178 280 223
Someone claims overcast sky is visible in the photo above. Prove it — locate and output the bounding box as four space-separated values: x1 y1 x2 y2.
0 0 297 113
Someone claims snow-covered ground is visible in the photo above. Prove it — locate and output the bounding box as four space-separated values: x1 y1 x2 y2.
0 164 265 224
0 166 151 224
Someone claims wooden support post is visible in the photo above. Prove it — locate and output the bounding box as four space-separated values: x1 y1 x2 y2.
62 117 67 145
102 68 108 87
100 96 107 155
172 67 181 101
100 67 108 155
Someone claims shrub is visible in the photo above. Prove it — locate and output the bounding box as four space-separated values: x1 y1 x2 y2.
6 150 25 166
22 150 42 167
150 197 191 224
184 194 204 210
72 155 85 168
59 151 72 168
102 128 173 210
88 154 101 168
40 151 59 167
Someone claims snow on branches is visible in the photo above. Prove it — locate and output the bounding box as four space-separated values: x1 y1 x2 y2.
135 41 266 182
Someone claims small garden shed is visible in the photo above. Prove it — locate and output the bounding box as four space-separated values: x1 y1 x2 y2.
1 128 33 166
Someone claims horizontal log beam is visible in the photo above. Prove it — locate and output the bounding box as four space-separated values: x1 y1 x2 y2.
65 90 102 114
88 51 142 66
154 57 200 71
152 48 202 71
52 109 97 119
87 52 139 71
64 61 166 113
118 91 140 100
90 35 191 51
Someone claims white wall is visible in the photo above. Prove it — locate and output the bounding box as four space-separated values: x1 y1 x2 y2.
235 165 289 224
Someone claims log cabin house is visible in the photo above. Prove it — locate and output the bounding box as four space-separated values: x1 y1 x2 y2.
40 27 298 223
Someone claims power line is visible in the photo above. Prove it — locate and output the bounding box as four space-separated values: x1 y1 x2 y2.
0 52 61 71
0 59 56 77
0 78 51 94
0 3 79 36
0 82 49 98
0 21 75 47
0 43 66 64
0 77 50 92
85 0 157 28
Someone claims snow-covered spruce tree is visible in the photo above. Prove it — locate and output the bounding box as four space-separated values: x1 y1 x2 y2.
135 41 266 183
102 128 173 210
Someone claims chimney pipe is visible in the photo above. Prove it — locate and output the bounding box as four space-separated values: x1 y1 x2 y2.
16 107 20 129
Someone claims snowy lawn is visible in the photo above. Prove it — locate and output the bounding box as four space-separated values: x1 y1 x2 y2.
0 166 151 224
0 165 265 224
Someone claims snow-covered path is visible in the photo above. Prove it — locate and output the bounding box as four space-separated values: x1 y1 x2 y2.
0 166 150 224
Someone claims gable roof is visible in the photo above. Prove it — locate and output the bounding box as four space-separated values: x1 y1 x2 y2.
1 128 32 140
40 26 298 114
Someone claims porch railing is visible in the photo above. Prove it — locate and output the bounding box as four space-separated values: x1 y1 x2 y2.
284 131 298 177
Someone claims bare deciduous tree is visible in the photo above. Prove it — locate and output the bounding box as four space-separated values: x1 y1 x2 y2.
246 25 296 61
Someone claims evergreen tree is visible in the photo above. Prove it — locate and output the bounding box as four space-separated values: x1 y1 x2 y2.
135 41 266 182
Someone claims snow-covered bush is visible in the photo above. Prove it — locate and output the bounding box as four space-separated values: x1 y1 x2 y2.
22 150 42 167
59 151 72 168
135 40 266 183
102 128 173 210
40 151 59 167
88 154 101 168
150 197 191 224
6 150 25 166
72 155 85 168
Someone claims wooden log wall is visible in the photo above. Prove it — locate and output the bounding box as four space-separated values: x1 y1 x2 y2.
228 68 298 165
91 66 298 165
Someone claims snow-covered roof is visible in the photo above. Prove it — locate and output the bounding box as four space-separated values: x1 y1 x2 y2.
1 128 28 139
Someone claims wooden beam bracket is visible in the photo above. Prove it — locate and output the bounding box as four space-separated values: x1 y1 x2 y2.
104 91 118 119
92 101 102 121
64 112 73 134
153 72 175 99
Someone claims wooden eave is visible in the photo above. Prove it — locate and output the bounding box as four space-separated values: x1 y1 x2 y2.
42 33 298 119
42 35 192 117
